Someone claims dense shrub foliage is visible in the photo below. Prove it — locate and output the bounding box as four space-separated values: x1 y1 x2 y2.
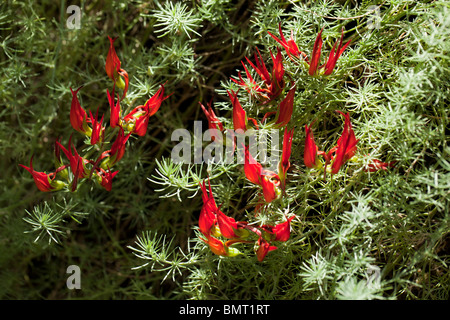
1 0 448 300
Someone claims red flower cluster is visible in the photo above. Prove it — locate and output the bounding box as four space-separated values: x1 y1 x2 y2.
196 22 395 261
197 35 300 260
229 45 298 130
200 38 297 205
199 179 294 261
244 145 281 204
304 111 359 178
20 37 170 193
269 23 352 76
232 47 285 102
304 111 395 177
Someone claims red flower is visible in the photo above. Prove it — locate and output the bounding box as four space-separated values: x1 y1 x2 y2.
268 23 303 61
88 109 105 145
122 83 169 136
216 210 240 239
279 127 294 188
304 123 320 169
200 179 217 209
19 157 65 192
107 87 121 128
122 105 149 136
274 84 296 128
56 137 90 179
236 47 285 101
272 216 294 242
270 47 285 96
199 179 246 239
105 36 129 99
200 235 243 257
256 237 277 262
259 174 280 203
304 112 358 178
330 111 358 174
244 145 264 185
244 146 280 203
200 100 224 132
308 27 324 76
201 235 229 256
108 127 131 167
245 47 271 88
200 100 230 147
197 181 296 260
199 204 217 238
55 137 91 191
199 179 219 237
96 168 119 192
364 159 396 172
145 82 169 118
228 89 248 132
105 36 120 80
323 28 352 76
262 216 294 242
231 61 266 97
307 27 351 76
198 179 248 257
69 86 91 136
